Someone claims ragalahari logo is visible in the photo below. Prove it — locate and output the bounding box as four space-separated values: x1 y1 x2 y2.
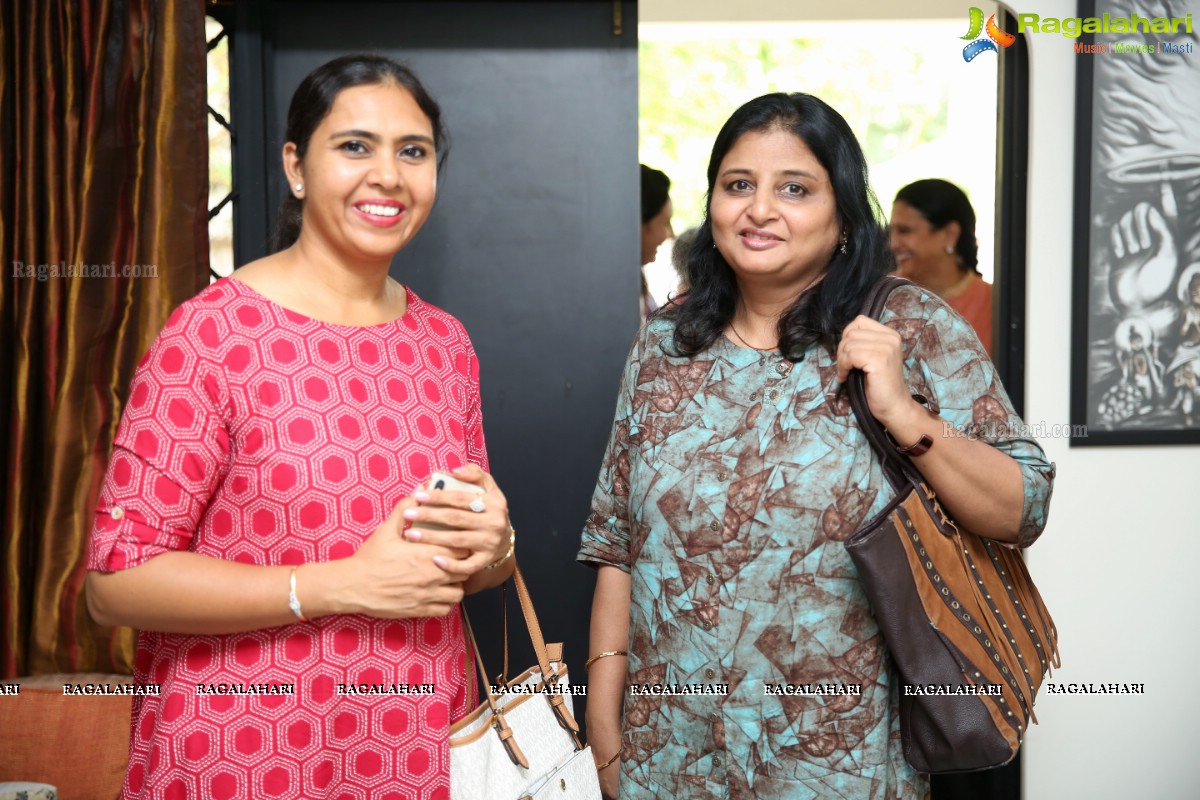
961 7 1016 61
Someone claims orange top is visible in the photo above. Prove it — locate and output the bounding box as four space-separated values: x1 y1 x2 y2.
946 274 993 358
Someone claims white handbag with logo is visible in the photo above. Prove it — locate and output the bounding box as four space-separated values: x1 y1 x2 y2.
449 565 601 800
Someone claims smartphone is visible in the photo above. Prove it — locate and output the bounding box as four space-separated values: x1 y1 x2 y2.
415 470 485 532
426 471 485 496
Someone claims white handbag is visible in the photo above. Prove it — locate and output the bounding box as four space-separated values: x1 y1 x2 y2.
449 565 601 800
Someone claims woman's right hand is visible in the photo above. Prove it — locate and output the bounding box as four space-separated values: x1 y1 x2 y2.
316 497 471 619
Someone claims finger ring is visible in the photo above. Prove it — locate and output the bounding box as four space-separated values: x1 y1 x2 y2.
469 498 486 513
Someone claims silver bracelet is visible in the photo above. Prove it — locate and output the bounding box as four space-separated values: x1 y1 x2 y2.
288 567 309 622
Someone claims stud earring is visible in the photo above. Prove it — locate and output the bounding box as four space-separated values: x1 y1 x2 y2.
945 245 954 254
295 183 303 193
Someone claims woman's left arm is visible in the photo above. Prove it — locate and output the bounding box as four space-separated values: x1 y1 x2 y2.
837 294 1054 546
848 373 1025 541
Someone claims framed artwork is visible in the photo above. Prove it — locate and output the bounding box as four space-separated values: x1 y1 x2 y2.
1070 0 1200 445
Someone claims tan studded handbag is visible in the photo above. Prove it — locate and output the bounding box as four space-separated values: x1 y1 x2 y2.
844 276 1060 773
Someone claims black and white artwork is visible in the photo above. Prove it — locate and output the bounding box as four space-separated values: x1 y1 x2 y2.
1071 0 1200 445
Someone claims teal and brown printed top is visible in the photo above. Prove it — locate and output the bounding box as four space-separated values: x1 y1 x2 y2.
578 284 1055 800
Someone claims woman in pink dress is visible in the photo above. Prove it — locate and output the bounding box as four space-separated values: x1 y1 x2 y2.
86 54 515 800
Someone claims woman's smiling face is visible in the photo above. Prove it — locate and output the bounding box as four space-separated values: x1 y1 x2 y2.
709 126 840 292
888 200 958 279
284 82 437 266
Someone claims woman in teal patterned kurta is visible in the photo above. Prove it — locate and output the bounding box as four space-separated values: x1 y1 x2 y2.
578 94 1054 800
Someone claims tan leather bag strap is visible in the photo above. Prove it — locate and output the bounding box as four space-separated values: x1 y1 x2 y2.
499 582 509 685
463 560 582 739
461 606 503 716
511 563 581 735
460 604 530 768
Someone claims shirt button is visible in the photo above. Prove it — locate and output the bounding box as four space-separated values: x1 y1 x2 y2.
706 573 716 585
776 363 787 374
709 712 720 722
701 621 713 631
758 357 766 366
709 521 719 531
717 471 728 481
733 432 742 440
749 392 758 401
704 668 716 679
713 756 722 768
768 390 778 400
111 506 125 520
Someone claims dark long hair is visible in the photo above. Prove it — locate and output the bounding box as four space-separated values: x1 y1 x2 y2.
271 54 449 252
667 93 891 361
894 178 979 274
640 164 671 223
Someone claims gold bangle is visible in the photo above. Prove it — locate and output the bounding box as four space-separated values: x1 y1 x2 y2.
595 749 621 770
584 650 628 670
484 526 515 570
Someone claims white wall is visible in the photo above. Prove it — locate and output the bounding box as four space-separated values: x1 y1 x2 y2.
646 2 1200 797
1020 2 1200 798
639 0 968 22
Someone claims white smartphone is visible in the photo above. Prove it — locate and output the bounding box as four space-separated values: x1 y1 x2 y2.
426 470 485 496
416 470 485 532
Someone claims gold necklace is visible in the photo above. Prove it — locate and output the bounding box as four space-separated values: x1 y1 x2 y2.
729 318 777 352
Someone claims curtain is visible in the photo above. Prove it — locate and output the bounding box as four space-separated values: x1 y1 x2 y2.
1 0 209 677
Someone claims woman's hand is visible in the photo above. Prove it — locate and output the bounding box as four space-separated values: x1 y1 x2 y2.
402 464 512 578
835 315 923 430
835 315 1030 542
593 736 622 800
319 497 470 619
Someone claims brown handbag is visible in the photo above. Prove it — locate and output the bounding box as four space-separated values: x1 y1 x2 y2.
844 275 1060 774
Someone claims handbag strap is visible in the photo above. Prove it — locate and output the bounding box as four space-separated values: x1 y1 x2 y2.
845 275 924 494
511 564 581 735
460 606 531 768
461 559 582 737
497 582 509 685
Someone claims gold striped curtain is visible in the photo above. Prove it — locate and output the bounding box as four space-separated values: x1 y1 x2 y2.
0 0 209 676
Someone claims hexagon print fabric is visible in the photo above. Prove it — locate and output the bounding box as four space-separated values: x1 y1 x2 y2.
88 278 486 799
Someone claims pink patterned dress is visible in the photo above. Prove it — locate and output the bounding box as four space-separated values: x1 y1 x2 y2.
88 278 486 800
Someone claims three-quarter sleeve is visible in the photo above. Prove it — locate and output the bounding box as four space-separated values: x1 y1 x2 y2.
577 330 649 572
463 341 490 473
87 309 232 572
881 285 1056 548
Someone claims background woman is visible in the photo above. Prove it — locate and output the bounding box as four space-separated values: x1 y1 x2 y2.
889 178 993 356
641 164 675 318
579 93 1053 799
86 54 514 799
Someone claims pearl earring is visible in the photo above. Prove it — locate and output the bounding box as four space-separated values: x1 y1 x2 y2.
944 245 954 254
295 183 303 192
